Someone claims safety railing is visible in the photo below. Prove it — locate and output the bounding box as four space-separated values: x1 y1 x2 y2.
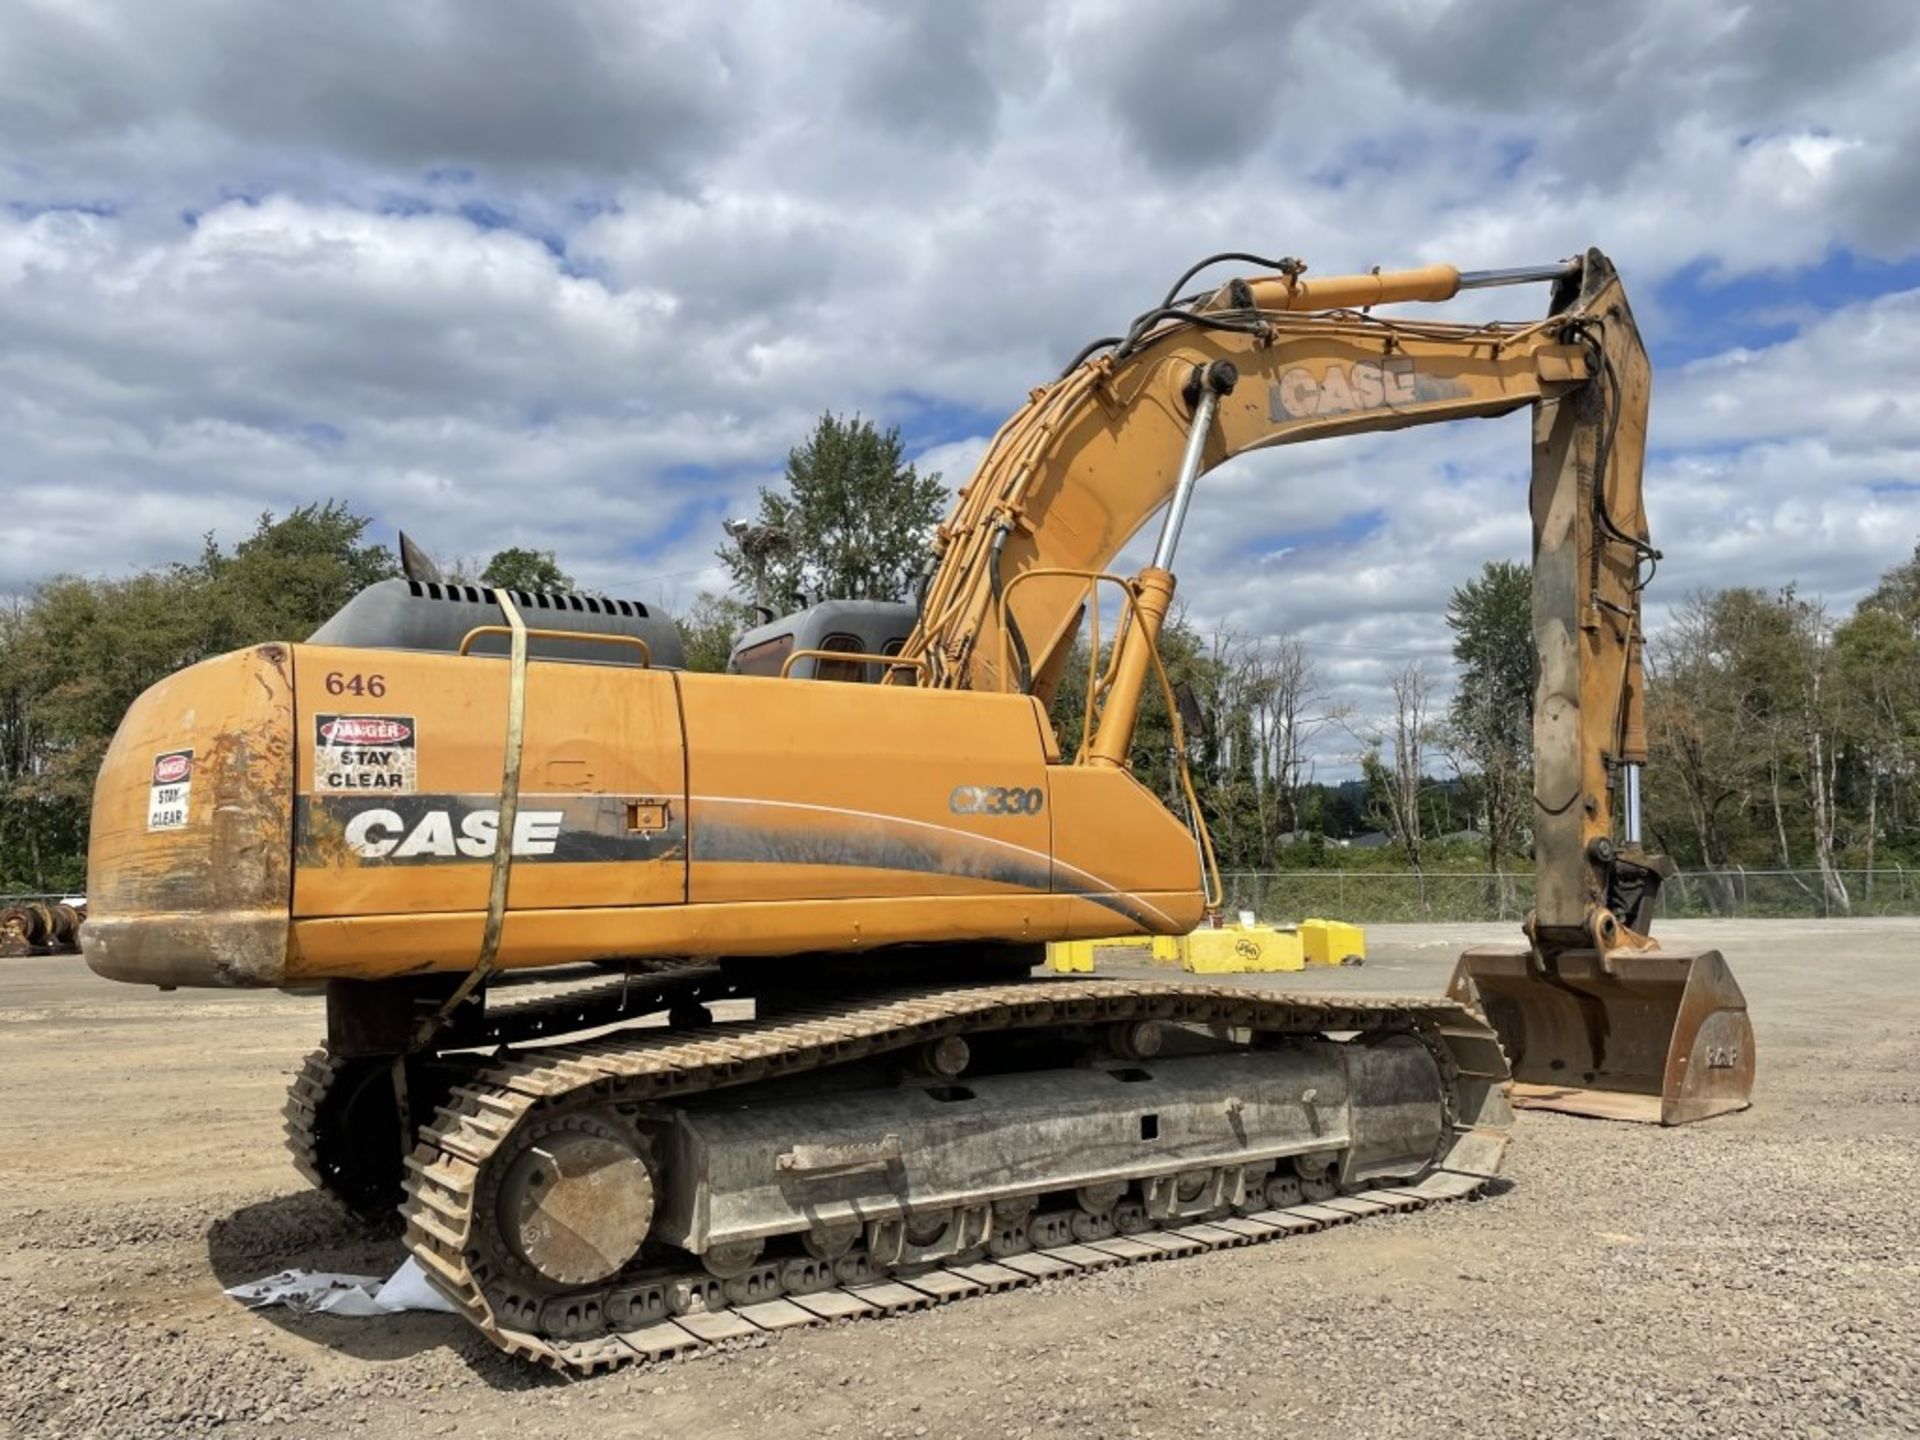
995 567 1140 759
779 648 927 682
456 625 651 665
996 566 1221 909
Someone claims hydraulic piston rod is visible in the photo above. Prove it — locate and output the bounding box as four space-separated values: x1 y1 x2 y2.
1623 763 1644 846
1089 362 1236 769
1458 262 1581 289
1150 362 1236 571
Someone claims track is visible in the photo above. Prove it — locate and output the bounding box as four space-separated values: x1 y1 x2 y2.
396 978 1514 1373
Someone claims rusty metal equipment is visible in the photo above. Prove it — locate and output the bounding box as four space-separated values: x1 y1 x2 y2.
1432 247 1753 1127
0 898 86 957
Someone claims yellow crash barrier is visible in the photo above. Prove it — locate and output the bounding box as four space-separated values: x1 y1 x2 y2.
1180 925 1305 974
1044 939 1096 973
1049 920 1365 975
1301 918 1366 967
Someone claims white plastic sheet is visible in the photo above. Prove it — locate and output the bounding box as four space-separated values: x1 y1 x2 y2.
225 1255 458 1316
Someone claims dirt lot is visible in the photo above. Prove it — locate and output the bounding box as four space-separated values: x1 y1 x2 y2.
3 918 1916 1439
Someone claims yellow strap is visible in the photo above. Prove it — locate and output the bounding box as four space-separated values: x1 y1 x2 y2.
413 588 529 1046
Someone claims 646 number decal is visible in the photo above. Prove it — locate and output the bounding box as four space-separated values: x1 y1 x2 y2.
325 671 387 698
950 784 1044 817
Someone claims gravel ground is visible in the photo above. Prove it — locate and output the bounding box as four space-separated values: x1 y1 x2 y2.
2 918 1915 1439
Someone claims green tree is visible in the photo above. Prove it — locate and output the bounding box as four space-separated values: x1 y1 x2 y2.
719 413 946 607
1443 560 1533 880
481 547 572 591
190 501 398 652
1834 605 1920 894
0 502 396 891
676 593 756 673
1860 542 1920 632
1645 591 1759 872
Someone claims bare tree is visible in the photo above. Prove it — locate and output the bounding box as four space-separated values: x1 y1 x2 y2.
1793 599 1850 915
1244 637 1324 845
1442 561 1532 890
1351 661 1433 871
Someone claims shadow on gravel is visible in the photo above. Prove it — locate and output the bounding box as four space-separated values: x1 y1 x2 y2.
205 1192 437 1362
204 1190 569 1389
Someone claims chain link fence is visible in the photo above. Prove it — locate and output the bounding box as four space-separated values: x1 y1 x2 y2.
1219 868 1920 924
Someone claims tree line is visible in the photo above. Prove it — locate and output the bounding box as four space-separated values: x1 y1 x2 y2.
0 503 579 892
1119 543 1920 914
1643 551 1920 913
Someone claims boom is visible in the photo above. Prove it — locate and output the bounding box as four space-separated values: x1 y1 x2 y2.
904 249 1653 948
901 247 1749 1124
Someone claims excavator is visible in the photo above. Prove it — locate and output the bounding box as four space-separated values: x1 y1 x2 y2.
80 246 1751 1372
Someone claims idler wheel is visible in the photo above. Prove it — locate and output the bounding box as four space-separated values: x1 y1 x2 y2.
1075 1181 1126 1214
1070 1207 1116 1242
906 1211 953 1247
1264 1173 1304 1208
497 1116 654 1288
802 1221 860 1261
916 1035 971 1078
988 1196 1035 1257
1293 1153 1339 1202
701 1239 764 1280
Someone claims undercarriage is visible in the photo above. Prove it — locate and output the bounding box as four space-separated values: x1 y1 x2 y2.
287 968 1513 1373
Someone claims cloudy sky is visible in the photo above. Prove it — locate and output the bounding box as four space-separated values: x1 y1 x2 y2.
5 0 1920 750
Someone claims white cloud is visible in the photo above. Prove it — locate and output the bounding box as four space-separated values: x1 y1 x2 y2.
2 0 1919 764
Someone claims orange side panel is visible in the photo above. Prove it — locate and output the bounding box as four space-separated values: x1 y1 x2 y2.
286 893 1087 979
1048 765 1205 937
677 673 1054 905
290 646 686 918
83 645 295 986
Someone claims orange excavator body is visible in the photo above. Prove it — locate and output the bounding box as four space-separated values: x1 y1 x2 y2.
85 642 1201 988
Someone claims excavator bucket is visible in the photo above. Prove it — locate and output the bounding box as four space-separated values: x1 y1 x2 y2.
1446 946 1753 1125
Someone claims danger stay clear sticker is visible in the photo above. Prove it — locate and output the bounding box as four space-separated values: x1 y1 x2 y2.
314 714 418 794
148 749 193 831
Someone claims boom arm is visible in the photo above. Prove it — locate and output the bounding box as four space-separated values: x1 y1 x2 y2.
899 248 1656 951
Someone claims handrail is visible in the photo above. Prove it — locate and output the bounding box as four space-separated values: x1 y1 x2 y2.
456 624 651 665
995 565 1221 909
996 565 1136 713
779 647 928 681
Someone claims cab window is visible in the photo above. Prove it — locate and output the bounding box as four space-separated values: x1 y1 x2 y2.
816 632 866 683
